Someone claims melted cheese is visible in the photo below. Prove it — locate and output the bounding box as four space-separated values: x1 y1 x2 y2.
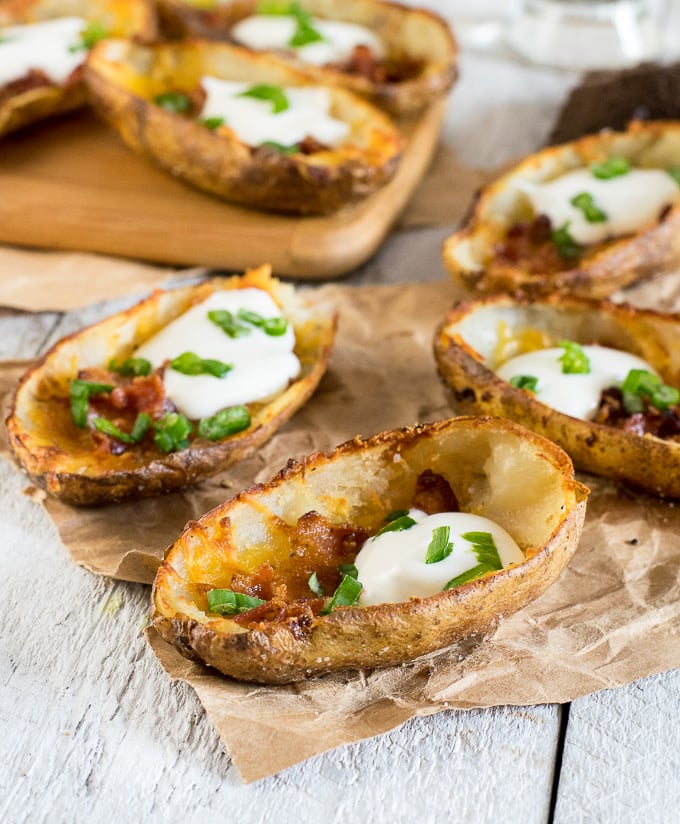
231 14 384 66
522 168 679 245
134 288 300 420
354 510 523 606
496 345 656 420
0 17 86 87
200 77 349 147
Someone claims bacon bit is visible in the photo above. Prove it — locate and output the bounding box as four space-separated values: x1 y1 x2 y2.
412 469 459 515
297 135 329 155
0 70 54 107
230 562 282 601
593 386 680 440
339 45 423 84
494 215 572 274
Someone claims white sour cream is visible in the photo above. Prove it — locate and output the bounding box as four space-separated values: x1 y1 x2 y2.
497 345 656 420
354 510 524 606
200 76 349 147
0 17 87 87
522 167 679 245
231 14 384 66
134 288 300 420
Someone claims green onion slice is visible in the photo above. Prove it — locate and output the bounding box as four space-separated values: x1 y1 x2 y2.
206 589 266 615
259 140 300 154
201 116 225 130
570 191 607 223
338 562 359 579
590 156 630 180
308 572 325 597
443 531 503 591
198 406 251 440
551 222 581 259
375 514 416 537
240 84 289 114
667 167 680 187
288 5 325 47
153 412 193 453
621 368 679 413
170 352 232 378
321 574 362 615
92 412 151 444
70 379 114 428
257 0 294 13
236 308 288 336
509 374 538 392
108 357 152 377
558 340 590 374
154 91 191 114
425 525 454 565
207 309 252 338
69 20 108 52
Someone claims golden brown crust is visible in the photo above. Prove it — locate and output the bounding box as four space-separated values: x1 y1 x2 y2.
151 416 587 683
5 265 336 505
156 0 458 117
434 293 680 497
0 0 157 138
442 121 680 298
84 38 403 215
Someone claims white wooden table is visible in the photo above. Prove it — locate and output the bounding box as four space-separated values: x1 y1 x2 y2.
2 3 680 821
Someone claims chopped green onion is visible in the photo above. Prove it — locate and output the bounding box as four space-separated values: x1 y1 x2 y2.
288 5 325 47
70 379 114 428
385 509 409 522
570 191 607 223
443 531 503 590
259 140 300 155
509 374 539 392
69 20 108 52
558 340 590 374
667 167 680 187
207 309 251 338
240 84 289 114
338 562 359 579
308 572 325 597
551 222 581 259
321 574 362 614
651 383 680 410
236 308 288 336
425 525 453 565
374 514 416 536
154 91 191 114
257 0 294 13
108 357 152 377
590 156 630 180
198 406 251 440
170 352 232 378
621 368 679 413
206 589 266 615
153 412 193 453
201 116 225 130
92 412 151 444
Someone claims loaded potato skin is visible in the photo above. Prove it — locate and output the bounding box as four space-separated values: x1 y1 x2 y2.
156 0 458 116
0 0 156 137
83 38 403 215
434 294 680 498
152 416 587 684
443 121 680 298
6 266 336 505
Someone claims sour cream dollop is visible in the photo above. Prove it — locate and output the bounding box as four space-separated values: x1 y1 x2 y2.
354 509 524 606
200 76 349 147
496 344 656 420
0 17 87 87
134 288 300 420
231 14 384 66
522 167 679 245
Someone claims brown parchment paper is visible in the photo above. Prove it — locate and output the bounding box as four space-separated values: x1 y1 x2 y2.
3 275 680 782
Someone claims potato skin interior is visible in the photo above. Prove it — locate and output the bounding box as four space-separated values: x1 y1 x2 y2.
152 416 587 684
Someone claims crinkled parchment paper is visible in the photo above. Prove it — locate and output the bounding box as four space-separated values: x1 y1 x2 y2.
2 276 680 782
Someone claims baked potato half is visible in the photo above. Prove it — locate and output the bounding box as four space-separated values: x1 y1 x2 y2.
156 0 457 117
84 38 403 214
434 294 680 498
6 265 336 505
0 0 156 137
443 121 680 298
152 416 587 684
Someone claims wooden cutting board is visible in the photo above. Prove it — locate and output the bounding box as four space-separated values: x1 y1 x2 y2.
0 101 445 279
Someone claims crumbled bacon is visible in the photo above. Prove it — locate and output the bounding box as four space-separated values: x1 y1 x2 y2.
338 45 423 84
493 214 574 274
411 468 459 515
593 386 680 440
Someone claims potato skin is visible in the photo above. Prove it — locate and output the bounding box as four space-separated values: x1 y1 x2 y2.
442 121 680 298
152 416 587 684
156 0 458 117
0 0 157 138
434 294 680 498
6 265 336 505
84 38 403 215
